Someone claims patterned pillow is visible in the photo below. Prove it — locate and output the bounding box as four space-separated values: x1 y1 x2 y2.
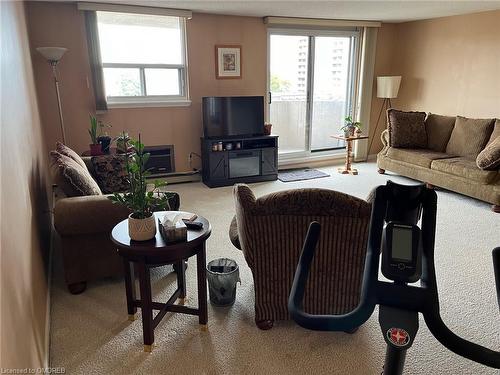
387 109 427 148
50 151 102 197
90 155 130 193
56 142 86 170
446 116 494 159
476 135 500 170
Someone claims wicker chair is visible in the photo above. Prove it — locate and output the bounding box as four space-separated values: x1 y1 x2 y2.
230 184 372 330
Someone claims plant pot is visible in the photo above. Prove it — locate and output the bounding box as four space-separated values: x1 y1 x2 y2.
89 143 103 156
97 136 112 154
128 213 156 241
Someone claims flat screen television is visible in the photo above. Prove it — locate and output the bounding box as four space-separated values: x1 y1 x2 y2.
202 96 264 139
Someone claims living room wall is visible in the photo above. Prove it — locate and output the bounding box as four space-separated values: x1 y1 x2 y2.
1 1 52 369
369 10 500 155
25 2 267 171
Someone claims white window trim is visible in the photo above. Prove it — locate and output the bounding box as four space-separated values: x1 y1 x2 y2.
106 98 192 109
97 14 190 108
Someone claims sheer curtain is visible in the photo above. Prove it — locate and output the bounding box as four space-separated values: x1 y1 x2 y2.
84 10 108 111
354 27 378 161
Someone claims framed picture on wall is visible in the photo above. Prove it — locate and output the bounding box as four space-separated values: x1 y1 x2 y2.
215 45 242 79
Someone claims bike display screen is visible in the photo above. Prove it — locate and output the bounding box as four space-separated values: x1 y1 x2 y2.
391 225 413 262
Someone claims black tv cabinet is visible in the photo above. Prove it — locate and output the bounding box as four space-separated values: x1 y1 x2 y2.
201 135 278 188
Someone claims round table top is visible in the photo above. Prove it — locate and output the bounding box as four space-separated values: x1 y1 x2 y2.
111 211 211 260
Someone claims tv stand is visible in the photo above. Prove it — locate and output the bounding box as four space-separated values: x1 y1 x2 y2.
201 135 278 188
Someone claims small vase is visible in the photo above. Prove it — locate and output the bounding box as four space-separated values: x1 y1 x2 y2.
128 213 156 241
264 123 272 135
354 128 362 137
89 143 103 156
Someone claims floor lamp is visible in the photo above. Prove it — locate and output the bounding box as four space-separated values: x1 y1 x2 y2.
367 76 402 154
36 47 68 144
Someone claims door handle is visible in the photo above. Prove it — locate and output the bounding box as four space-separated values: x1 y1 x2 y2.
268 91 272 104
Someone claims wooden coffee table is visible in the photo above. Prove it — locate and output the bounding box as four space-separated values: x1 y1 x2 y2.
111 211 211 352
331 134 369 175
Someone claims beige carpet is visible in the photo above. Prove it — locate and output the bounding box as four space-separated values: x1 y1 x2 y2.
49 162 500 374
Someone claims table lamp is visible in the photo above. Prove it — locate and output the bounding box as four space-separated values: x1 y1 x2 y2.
36 47 68 144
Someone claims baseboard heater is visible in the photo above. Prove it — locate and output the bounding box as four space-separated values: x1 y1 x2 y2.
146 170 201 184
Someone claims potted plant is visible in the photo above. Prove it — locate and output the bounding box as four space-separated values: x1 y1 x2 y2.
109 135 174 241
115 132 132 154
340 116 362 138
97 124 112 154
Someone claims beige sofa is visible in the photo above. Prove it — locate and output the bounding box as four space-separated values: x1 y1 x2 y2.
377 113 499 212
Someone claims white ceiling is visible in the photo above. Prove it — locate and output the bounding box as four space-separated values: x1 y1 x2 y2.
70 0 500 23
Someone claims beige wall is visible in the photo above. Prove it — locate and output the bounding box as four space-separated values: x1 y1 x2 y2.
1 1 52 369
26 2 267 171
369 10 500 155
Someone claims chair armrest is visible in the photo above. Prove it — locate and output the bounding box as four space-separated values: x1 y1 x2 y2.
381 129 389 147
54 195 130 236
229 215 242 250
379 129 390 155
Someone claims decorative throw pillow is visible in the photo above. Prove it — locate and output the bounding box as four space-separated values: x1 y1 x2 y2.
424 113 456 152
91 154 130 193
445 116 494 159
476 135 500 170
485 119 500 147
50 151 102 197
56 142 86 170
387 109 427 148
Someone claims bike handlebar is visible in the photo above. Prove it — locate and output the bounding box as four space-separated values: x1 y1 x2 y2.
288 183 500 369
493 247 500 311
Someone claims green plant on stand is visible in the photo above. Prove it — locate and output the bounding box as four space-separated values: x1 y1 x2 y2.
340 116 362 138
109 134 176 240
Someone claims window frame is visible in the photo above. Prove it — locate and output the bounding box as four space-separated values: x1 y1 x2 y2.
97 13 190 108
266 27 361 162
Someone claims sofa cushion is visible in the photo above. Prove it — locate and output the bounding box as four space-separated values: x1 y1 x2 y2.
431 157 498 184
56 142 87 170
476 136 500 170
386 148 454 168
425 114 456 152
445 116 494 159
90 154 130 193
50 151 102 197
387 109 427 148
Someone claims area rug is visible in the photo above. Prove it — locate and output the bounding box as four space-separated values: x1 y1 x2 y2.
278 168 330 182
49 162 499 375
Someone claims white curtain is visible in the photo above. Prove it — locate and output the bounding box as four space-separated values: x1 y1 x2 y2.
354 27 378 161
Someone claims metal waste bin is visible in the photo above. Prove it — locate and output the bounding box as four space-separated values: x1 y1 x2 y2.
206 258 240 306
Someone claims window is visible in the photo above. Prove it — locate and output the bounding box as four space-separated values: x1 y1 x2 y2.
96 11 188 106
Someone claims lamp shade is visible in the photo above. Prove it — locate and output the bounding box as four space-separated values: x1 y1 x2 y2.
377 76 402 99
36 47 68 62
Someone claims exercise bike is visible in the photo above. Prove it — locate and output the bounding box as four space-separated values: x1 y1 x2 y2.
288 181 500 374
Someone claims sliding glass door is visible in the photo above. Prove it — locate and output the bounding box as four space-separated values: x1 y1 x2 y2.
269 30 359 158
269 34 309 154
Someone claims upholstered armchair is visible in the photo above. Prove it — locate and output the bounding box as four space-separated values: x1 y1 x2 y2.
230 184 372 330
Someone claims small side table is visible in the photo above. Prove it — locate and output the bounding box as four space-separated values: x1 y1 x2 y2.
111 211 211 352
331 134 369 175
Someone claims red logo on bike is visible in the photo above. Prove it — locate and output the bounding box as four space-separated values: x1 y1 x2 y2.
387 328 410 347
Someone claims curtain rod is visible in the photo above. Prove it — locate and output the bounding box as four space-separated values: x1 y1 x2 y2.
264 16 381 28
77 2 192 19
